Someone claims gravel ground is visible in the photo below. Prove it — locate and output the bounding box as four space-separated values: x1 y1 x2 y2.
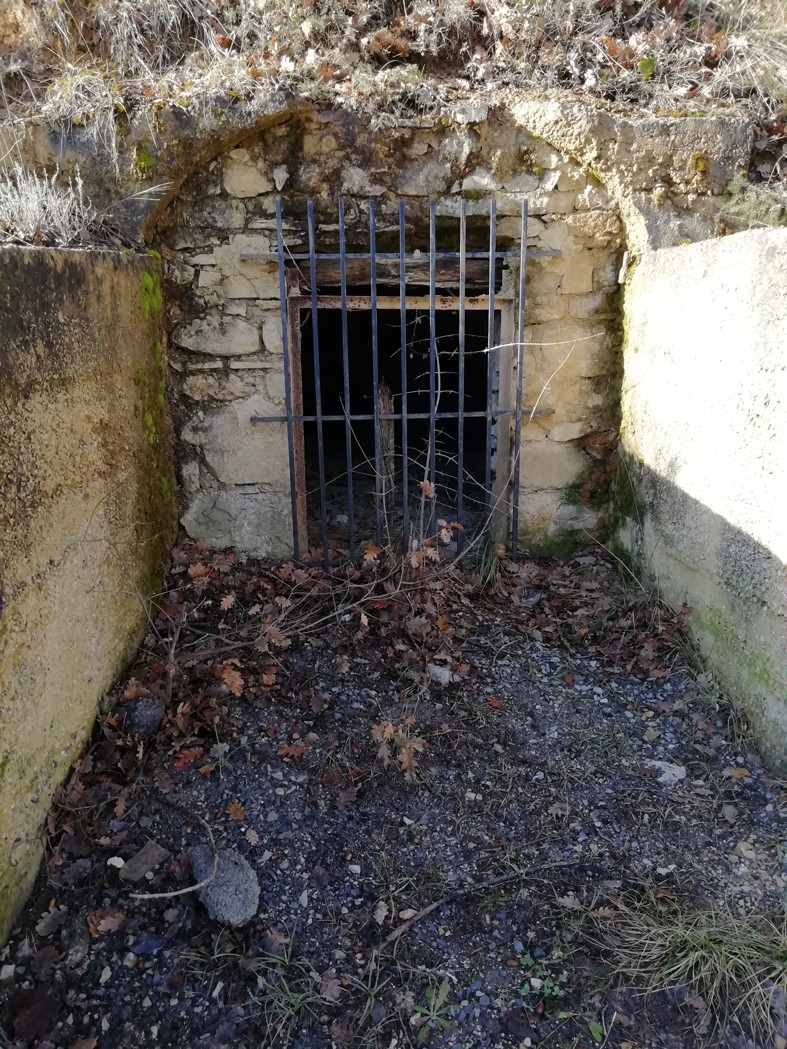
1 543 785 1049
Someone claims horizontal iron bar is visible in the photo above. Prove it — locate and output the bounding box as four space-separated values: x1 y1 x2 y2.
239 249 559 261
290 294 512 310
251 408 555 423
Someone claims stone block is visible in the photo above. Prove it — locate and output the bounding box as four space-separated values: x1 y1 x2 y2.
561 253 595 295
200 396 290 485
181 488 293 558
183 198 246 230
183 369 264 403
568 292 607 319
565 211 624 247
557 168 586 192
501 172 540 194
520 437 587 490
262 315 283 354
223 148 274 198
198 268 222 288
438 130 477 167
397 159 452 197
462 169 502 191
342 166 387 196
172 315 259 357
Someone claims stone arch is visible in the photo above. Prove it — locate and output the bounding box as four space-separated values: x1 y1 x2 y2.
143 98 750 557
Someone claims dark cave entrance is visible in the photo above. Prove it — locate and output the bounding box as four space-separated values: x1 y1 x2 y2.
297 300 497 554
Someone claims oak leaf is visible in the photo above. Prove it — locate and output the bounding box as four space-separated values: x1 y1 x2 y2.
277 742 309 759
173 746 203 770
218 660 244 696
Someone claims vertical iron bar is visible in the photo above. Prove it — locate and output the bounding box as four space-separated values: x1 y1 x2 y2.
428 199 437 537
369 199 383 547
399 200 410 551
275 198 301 559
484 198 497 522
339 198 355 561
306 200 329 569
511 199 528 559
456 197 467 554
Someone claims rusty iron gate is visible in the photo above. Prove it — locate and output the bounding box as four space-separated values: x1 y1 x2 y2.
250 196 548 567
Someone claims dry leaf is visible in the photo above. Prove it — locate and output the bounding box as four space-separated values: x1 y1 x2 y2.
277 742 309 759
487 696 502 710
336 786 357 810
218 660 244 696
220 592 236 610
319 968 343 1001
88 907 126 937
246 828 260 846
226 800 246 821
724 766 750 779
398 737 426 778
363 544 382 564
418 480 436 498
173 746 204 771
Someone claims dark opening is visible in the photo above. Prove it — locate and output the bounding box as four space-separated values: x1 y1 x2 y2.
299 305 493 549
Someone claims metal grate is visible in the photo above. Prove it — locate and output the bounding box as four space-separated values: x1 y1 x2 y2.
250 196 550 567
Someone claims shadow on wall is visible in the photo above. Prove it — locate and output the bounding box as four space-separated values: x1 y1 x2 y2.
617 457 787 771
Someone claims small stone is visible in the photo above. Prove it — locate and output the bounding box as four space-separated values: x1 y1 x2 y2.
119 841 171 883
99 966 112 985
348 864 361 875
117 696 165 738
189 847 260 927
0 964 15 982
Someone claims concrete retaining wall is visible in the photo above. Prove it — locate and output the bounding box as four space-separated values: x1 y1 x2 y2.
618 229 787 768
0 247 176 941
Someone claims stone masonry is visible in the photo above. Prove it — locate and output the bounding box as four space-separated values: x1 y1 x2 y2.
158 106 626 555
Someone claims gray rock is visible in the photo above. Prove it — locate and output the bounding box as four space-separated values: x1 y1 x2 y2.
118 696 165 737
189 846 260 927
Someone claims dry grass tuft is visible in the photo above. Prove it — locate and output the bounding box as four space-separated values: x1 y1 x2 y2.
0 163 96 245
589 895 787 1042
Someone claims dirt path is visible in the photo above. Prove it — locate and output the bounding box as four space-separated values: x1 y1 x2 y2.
1 543 785 1049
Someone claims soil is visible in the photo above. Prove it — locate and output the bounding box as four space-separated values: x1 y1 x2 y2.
1 541 785 1049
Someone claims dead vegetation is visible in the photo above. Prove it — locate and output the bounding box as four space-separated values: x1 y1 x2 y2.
589 896 787 1044
1 0 786 173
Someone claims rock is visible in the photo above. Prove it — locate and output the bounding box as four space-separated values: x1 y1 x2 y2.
118 696 165 738
502 1007 537 1040
197 395 289 485
189 846 260 927
171 315 260 357
222 148 273 198
119 840 171 883
644 760 687 788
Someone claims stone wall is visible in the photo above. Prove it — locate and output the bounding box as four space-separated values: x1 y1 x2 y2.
157 105 626 554
0 247 176 941
618 229 787 769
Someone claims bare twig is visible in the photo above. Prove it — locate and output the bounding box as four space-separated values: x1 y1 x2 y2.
129 797 217 901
